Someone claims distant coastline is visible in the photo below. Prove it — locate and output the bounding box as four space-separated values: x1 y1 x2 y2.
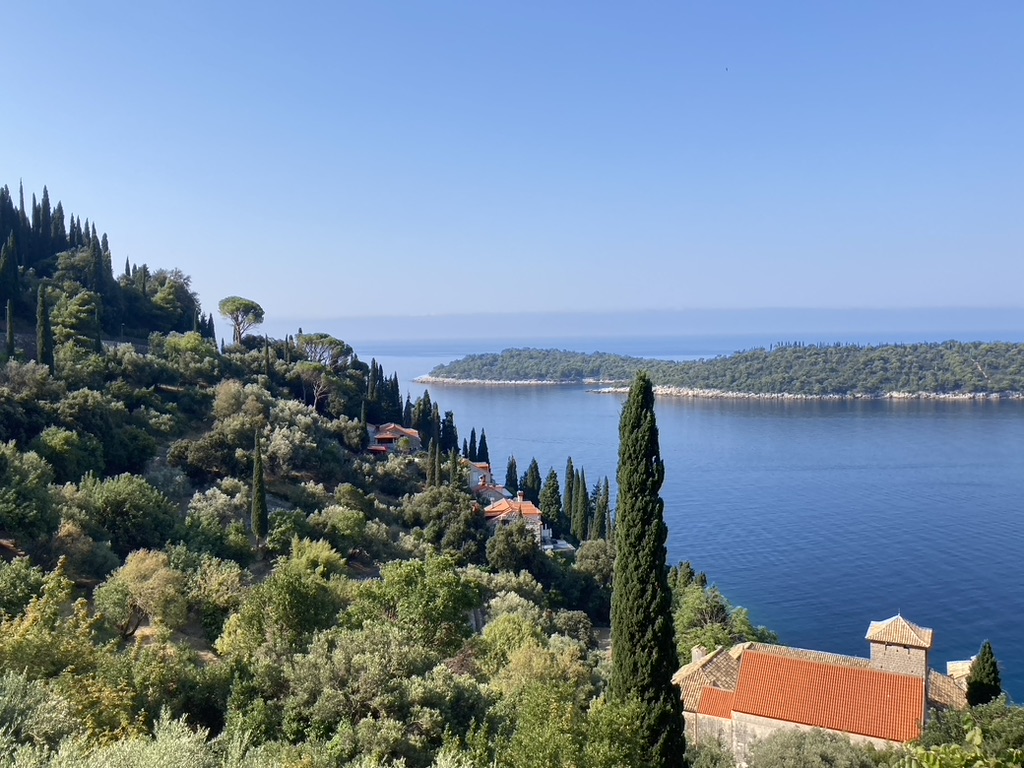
417 376 1023 400
422 342 1024 400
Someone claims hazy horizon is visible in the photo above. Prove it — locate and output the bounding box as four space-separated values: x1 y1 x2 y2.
264 306 1024 346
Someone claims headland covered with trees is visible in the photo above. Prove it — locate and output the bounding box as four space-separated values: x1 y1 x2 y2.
0 183 1020 767
425 343 1024 398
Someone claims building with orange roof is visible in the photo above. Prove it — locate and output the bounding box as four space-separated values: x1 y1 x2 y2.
369 423 421 453
482 492 548 542
673 615 967 764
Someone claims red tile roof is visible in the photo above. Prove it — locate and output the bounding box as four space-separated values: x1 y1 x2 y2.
376 424 420 441
483 498 542 519
697 687 735 720
732 651 925 742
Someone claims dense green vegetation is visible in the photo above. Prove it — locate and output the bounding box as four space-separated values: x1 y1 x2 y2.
428 343 1024 396
0 184 1020 767
0 183 213 345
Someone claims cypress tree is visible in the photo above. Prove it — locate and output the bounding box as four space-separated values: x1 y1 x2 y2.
263 335 271 377
572 468 588 541
4 299 14 360
462 438 469 459
52 201 67 250
39 187 51 255
505 456 518 495
589 481 602 540
539 469 562 536
251 433 269 544
609 372 685 765
468 428 477 461
966 641 1002 706
439 410 458 453
602 477 613 541
477 429 490 464
433 443 443 487
521 458 542 505
403 395 413 428
563 457 575 535
35 286 54 374
431 404 442 451
425 444 435 487
0 232 19 304
448 447 460 485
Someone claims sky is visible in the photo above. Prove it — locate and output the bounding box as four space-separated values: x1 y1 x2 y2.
4 2 1023 335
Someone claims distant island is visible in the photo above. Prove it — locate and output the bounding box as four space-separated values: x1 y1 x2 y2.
423 342 1024 398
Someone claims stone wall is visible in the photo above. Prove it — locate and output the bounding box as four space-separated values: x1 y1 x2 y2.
686 712 733 751
687 709 894 767
869 642 928 677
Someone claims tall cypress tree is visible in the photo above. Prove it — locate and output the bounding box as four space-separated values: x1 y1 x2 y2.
571 468 588 542
448 448 460 485
439 410 458 453
477 429 490 464
563 457 575 535
52 201 67 251
35 286 54 374
0 232 19 305
601 477 612 541
425 444 436 487
520 458 542 504
251 433 269 545
590 479 607 540
4 299 14 360
505 456 518 495
468 428 477 461
609 372 685 765
966 641 1002 706
539 469 562 535
433 443 443 487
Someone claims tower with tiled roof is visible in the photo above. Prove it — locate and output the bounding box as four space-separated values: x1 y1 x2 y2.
866 614 933 678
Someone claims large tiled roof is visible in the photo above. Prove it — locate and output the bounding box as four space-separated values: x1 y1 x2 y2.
927 670 968 711
866 615 934 649
744 642 874 670
732 650 925 742
697 687 735 719
375 423 420 440
483 498 542 520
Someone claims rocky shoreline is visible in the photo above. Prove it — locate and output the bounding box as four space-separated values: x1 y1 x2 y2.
415 376 583 387
417 376 1024 400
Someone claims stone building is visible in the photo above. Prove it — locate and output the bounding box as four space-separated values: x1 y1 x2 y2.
673 615 967 765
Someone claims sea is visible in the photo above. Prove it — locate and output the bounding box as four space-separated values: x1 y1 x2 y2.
354 332 1024 700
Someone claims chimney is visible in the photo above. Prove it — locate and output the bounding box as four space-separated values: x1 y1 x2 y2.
517 491 525 502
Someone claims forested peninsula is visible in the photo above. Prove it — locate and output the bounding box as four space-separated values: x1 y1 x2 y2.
425 343 1024 398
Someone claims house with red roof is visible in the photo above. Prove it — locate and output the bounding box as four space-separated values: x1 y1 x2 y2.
482 492 548 542
369 423 421 454
673 615 967 764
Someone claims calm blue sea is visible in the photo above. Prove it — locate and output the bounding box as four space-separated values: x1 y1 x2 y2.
358 334 1024 700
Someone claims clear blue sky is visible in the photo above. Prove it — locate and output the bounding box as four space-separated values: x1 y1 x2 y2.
5 2 1022 326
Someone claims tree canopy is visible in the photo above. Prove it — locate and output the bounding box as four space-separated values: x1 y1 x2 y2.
218 296 264 344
